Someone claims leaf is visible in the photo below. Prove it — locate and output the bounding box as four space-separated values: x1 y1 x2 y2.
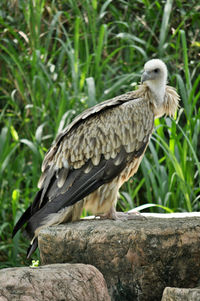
35 122 47 144
129 203 174 213
20 139 38 154
10 126 19 142
86 77 96 107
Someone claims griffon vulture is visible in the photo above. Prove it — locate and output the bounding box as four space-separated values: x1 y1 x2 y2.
13 59 180 258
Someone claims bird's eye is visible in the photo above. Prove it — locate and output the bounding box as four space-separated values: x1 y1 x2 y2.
154 68 159 73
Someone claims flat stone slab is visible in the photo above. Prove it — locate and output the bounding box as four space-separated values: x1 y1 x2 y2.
39 214 200 301
0 263 110 301
162 287 200 300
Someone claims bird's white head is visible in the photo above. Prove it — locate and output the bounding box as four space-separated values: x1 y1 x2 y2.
141 59 168 103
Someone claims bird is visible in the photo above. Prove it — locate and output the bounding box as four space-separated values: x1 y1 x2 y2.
13 59 180 258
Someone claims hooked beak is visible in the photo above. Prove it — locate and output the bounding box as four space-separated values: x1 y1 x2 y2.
141 71 152 83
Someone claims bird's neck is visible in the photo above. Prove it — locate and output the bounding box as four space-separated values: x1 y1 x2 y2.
147 81 166 105
146 81 167 118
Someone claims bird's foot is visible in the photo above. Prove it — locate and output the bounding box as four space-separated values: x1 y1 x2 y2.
96 208 145 221
113 211 145 220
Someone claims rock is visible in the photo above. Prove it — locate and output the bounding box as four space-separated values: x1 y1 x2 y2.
162 287 200 300
39 214 200 301
0 263 110 301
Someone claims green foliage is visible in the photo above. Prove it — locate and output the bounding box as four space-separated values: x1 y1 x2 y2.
30 259 40 268
0 0 199 268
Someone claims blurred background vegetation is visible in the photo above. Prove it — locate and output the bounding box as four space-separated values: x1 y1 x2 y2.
0 0 199 268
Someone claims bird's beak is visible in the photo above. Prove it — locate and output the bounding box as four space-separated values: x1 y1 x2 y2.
141 71 151 83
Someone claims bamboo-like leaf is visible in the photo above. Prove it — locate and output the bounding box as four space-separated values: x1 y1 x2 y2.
129 203 174 213
159 0 173 55
86 77 96 107
180 30 192 91
20 139 38 154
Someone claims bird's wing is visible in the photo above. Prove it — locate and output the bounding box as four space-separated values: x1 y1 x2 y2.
41 90 140 174
13 88 154 240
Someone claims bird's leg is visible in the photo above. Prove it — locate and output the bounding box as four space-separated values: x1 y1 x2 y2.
97 206 145 221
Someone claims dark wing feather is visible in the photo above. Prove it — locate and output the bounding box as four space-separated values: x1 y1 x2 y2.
12 190 42 238
25 147 129 239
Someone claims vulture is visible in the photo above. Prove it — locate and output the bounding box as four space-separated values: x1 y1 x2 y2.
13 59 179 258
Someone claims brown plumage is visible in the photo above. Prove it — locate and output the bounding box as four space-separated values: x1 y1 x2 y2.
13 59 180 258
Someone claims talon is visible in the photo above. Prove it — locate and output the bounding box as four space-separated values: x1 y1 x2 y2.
96 208 145 221
114 211 146 220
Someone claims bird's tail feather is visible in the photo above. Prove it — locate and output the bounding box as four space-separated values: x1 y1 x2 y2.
12 190 42 238
27 238 38 259
12 205 32 238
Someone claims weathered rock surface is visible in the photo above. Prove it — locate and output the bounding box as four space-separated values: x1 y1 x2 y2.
162 287 200 300
39 214 200 301
0 263 110 301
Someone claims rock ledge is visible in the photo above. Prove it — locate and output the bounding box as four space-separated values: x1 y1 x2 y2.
162 286 200 301
39 214 200 301
0 263 110 301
